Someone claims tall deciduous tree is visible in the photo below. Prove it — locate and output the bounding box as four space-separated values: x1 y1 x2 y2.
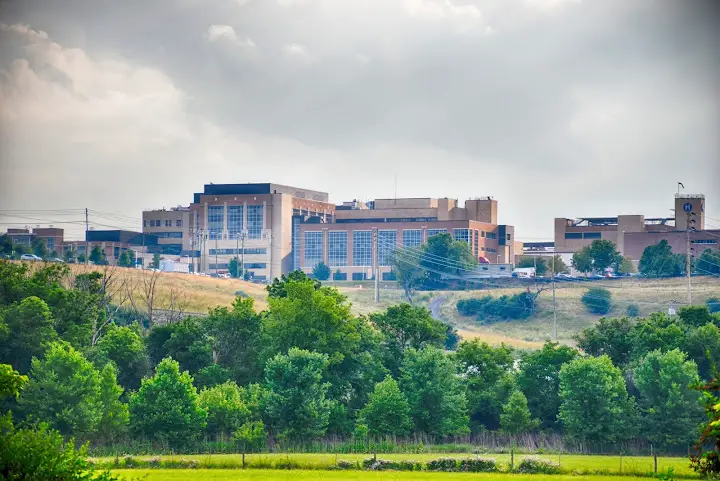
90 323 149 391
263 348 331 441
638 240 685 277
571 247 593 276
587 239 621 273
633 349 703 448
400 347 469 436
129 357 207 448
0 296 57 374
198 381 250 439
517 256 548 276
559 355 638 443
516 342 578 429
96 362 129 443
19 342 104 438
206 297 262 385
500 390 539 435
89 245 107 265
358 375 412 437
575 317 635 368
420 233 477 283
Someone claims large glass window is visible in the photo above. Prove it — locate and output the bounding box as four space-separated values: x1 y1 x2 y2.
304 231 323 268
247 205 263 239
427 228 447 238
227 205 244 238
454 228 471 244
378 230 397 266
473 230 479 256
207 205 224 240
402 229 422 248
156 232 183 239
46 237 54 251
292 216 301 270
328 231 348 267
352 230 372 266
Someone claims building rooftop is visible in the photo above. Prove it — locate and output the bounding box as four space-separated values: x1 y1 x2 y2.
192 183 329 203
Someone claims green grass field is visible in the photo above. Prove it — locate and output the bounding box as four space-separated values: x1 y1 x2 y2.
111 469 675 481
97 453 694 477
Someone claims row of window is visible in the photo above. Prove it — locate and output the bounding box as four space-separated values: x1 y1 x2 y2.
156 232 183 239
145 219 183 227
208 263 267 270
208 248 267 255
565 232 602 240
692 239 718 245
207 205 264 240
335 217 439 224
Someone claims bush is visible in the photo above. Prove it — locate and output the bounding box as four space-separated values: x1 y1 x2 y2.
516 456 562 474
707 297 720 314
426 458 459 471
458 458 498 472
456 292 535 323
626 303 640 317
582 287 612 314
362 458 420 471
336 460 357 470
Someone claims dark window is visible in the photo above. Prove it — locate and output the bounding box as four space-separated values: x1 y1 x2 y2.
332 272 347 281
244 263 267 269
500 267 506 270
352 272 365 281
165 220 172 227
583 232 602 239
157 232 183 239
382 272 397 281
176 219 183 227
114 247 120 258
564 232 583 239
143 220 147 227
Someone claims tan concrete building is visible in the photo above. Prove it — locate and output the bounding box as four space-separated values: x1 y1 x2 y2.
297 196 516 280
553 194 716 262
142 207 193 256
183 183 335 280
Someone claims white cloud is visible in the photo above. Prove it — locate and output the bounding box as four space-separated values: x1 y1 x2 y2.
281 42 308 57
404 0 482 20
206 24 255 47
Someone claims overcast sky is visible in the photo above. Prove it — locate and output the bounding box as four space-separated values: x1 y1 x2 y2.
1 0 718 241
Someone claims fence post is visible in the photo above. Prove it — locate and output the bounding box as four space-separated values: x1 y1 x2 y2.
510 443 515 471
651 443 657 475
619 451 622 473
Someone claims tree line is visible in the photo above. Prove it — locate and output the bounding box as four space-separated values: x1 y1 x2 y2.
0 260 718 455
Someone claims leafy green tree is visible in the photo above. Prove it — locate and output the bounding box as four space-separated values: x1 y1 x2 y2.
571 247 593 276
517 256 548 276
639 240 685 277
559 355 638 443
145 324 174 366
581 287 612 315
629 312 686 362
117 250 136 268
96 362 129 443
198 381 250 438
0 413 124 481
516 342 578 429
0 296 57 373
697 248 720 275
587 239 621 273
618 256 636 274
312 262 331 281
575 316 635 368
678 305 713 328
357 375 412 437
683 323 720 380
633 349 703 449
19 342 103 438
0 235 12 257
550 254 569 274
500 390 540 435
50 287 100 349
77 253 86 263
263 348 331 441
420 233 477 284
400 346 469 436
206 297 262 385
234 421 267 468
31 238 48 259
263 279 384 405
227 257 241 278
454 340 514 431
707 297 720 314
0 364 28 399
150 253 161 269
626 303 640 317
194 364 233 389
90 323 149 391
163 317 214 375
89 245 107 265
129 357 207 448
266 270 321 298
64 249 75 263
392 247 427 303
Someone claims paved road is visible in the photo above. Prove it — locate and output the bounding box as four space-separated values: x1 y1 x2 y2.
428 295 447 321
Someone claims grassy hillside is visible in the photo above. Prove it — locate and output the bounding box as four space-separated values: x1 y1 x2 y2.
46 264 720 349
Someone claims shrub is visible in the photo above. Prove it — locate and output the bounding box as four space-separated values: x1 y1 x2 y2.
456 293 534 323
312 262 331 281
336 460 357 470
123 456 139 468
582 287 612 314
362 458 419 471
516 456 562 474
458 458 498 472
626 303 640 317
426 458 459 471
707 297 720 314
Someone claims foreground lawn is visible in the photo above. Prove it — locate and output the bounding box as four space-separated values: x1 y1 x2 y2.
98 453 693 477
112 469 663 481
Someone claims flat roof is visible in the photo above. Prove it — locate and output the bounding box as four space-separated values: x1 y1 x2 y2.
193 183 329 203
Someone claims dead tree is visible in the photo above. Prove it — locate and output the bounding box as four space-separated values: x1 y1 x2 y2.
127 269 162 331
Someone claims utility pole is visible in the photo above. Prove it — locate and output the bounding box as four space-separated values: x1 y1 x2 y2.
686 210 693 305
552 254 557 341
241 231 246 280
85 208 89 265
235 233 240 278
214 233 219 278
373 229 379 303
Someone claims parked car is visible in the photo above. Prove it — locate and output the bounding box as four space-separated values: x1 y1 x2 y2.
51 258 65 263
20 254 42 261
